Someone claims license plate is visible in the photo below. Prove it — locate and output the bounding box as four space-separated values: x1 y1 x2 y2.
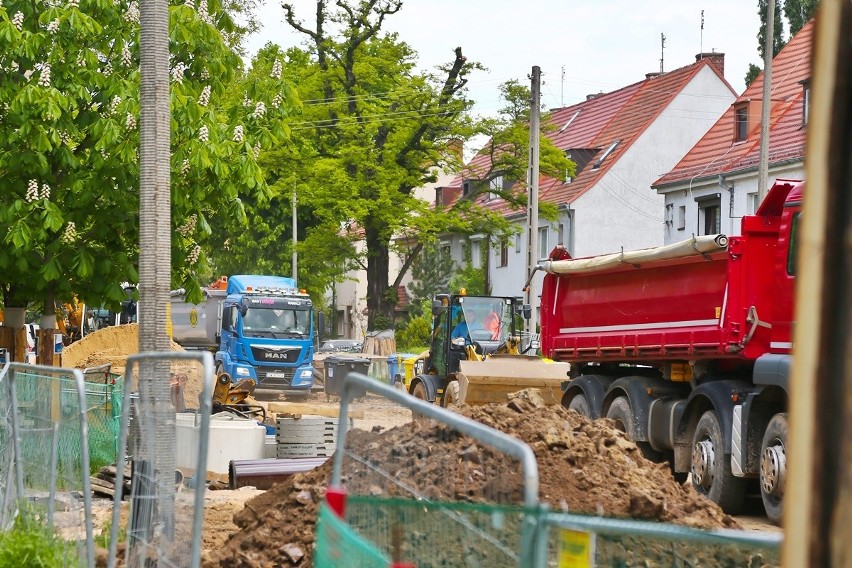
266 371 287 379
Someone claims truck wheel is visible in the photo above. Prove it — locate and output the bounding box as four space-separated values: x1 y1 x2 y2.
691 410 746 514
606 397 658 460
442 381 460 408
566 393 591 418
760 413 787 525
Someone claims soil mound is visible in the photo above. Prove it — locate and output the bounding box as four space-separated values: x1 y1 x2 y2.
60 323 204 409
209 390 738 568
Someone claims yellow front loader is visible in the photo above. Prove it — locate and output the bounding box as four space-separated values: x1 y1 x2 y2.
408 293 570 407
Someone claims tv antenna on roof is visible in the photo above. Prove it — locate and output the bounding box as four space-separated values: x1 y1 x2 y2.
660 32 666 73
700 9 705 56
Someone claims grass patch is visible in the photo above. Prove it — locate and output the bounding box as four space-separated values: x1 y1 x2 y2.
0 503 80 567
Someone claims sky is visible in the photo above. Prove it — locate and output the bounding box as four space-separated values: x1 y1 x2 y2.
244 0 764 119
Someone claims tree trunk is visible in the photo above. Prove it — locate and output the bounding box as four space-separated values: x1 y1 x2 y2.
364 223 391 330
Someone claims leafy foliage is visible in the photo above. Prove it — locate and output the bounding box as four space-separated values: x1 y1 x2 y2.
745 0 819 86
394 298 432 351
0 0 297 313
0 503 76 567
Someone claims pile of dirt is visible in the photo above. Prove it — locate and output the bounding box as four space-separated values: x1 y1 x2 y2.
209 390 739 568
61 324 204 409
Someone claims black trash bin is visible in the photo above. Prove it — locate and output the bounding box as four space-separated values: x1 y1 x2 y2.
324 356 370 401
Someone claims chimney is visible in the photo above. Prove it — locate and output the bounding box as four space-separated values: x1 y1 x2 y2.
585 92 603 101
696 52 725 77
645 72 662 80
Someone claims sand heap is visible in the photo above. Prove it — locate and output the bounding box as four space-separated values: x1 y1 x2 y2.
209 390 743 568
61 323 204 410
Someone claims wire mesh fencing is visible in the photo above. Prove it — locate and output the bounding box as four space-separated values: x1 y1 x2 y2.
0 362 95 568
316 373 542 567
108 351 215 568
539 510 782 567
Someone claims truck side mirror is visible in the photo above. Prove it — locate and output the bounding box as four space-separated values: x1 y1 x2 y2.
239 303 248 317
521 304 532 319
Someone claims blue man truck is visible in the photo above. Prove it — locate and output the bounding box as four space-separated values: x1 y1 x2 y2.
170 275 317 398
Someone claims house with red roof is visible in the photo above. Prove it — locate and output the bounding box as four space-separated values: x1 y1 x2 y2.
652 20 812 244
439 54 736 298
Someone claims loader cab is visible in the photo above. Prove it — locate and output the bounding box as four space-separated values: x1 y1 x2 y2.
425 294 521 378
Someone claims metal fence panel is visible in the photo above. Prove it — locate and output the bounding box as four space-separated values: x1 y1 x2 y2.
540 510 782 567
314 502 389 568
329 373 541 567
0 362 95 568
108 351 214 568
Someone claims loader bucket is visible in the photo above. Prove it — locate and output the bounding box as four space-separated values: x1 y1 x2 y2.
458 355 570 405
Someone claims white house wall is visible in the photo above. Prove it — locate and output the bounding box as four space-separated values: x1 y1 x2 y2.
659 162 805 244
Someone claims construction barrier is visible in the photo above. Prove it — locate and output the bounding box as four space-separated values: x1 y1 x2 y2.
0 362 96 568
318 373 542 566
314 373 783 568
107 351 215 568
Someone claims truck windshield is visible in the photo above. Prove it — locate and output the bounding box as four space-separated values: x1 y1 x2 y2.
243 307 309 338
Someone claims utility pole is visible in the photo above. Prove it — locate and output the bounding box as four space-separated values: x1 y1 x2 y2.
757 0 775 202
660 33 666 73
525 66 541 347
292 183 298 282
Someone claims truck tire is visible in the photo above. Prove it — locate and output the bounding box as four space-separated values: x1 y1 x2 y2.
566 394 591 418
691 410 746 514
442 381 460 408
606 397 658 460
760 413 787 525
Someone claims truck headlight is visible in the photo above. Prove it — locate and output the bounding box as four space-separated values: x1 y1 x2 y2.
235 367 251 377
299 368 313 380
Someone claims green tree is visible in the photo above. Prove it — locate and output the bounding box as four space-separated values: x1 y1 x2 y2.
745 0 819 85
0 0 296 338
408 242 454 302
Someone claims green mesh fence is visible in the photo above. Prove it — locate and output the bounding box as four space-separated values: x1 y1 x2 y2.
340 496 536 567
314 502 389 568
16 371 122 480
543 512 782 568
320 496 782 568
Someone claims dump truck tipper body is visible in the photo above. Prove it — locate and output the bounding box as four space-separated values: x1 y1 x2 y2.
171 274 316 397
538 179 802 524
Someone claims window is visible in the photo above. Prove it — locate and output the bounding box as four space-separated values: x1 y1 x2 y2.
557 223 565 245
803 83 811 125
734 105 748 141
471 240 481 268
498 242 508 267
538 227 549 259
665 203 673 226
747 192 759 215
787 212 800 275
462 180 472 197
514 234 521 253
696 194 722 235
677 205 686 230
440 242 451 259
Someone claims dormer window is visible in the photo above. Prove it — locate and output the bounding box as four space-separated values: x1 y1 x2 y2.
462 180 473 197
734 103 748 142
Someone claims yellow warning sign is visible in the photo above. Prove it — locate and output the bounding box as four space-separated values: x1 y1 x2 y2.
558 528 594 567
189 308 199 327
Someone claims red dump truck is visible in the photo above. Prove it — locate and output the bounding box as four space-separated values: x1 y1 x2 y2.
538 179 802 524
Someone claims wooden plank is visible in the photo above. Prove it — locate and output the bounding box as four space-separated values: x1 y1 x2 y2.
268 401 364 419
